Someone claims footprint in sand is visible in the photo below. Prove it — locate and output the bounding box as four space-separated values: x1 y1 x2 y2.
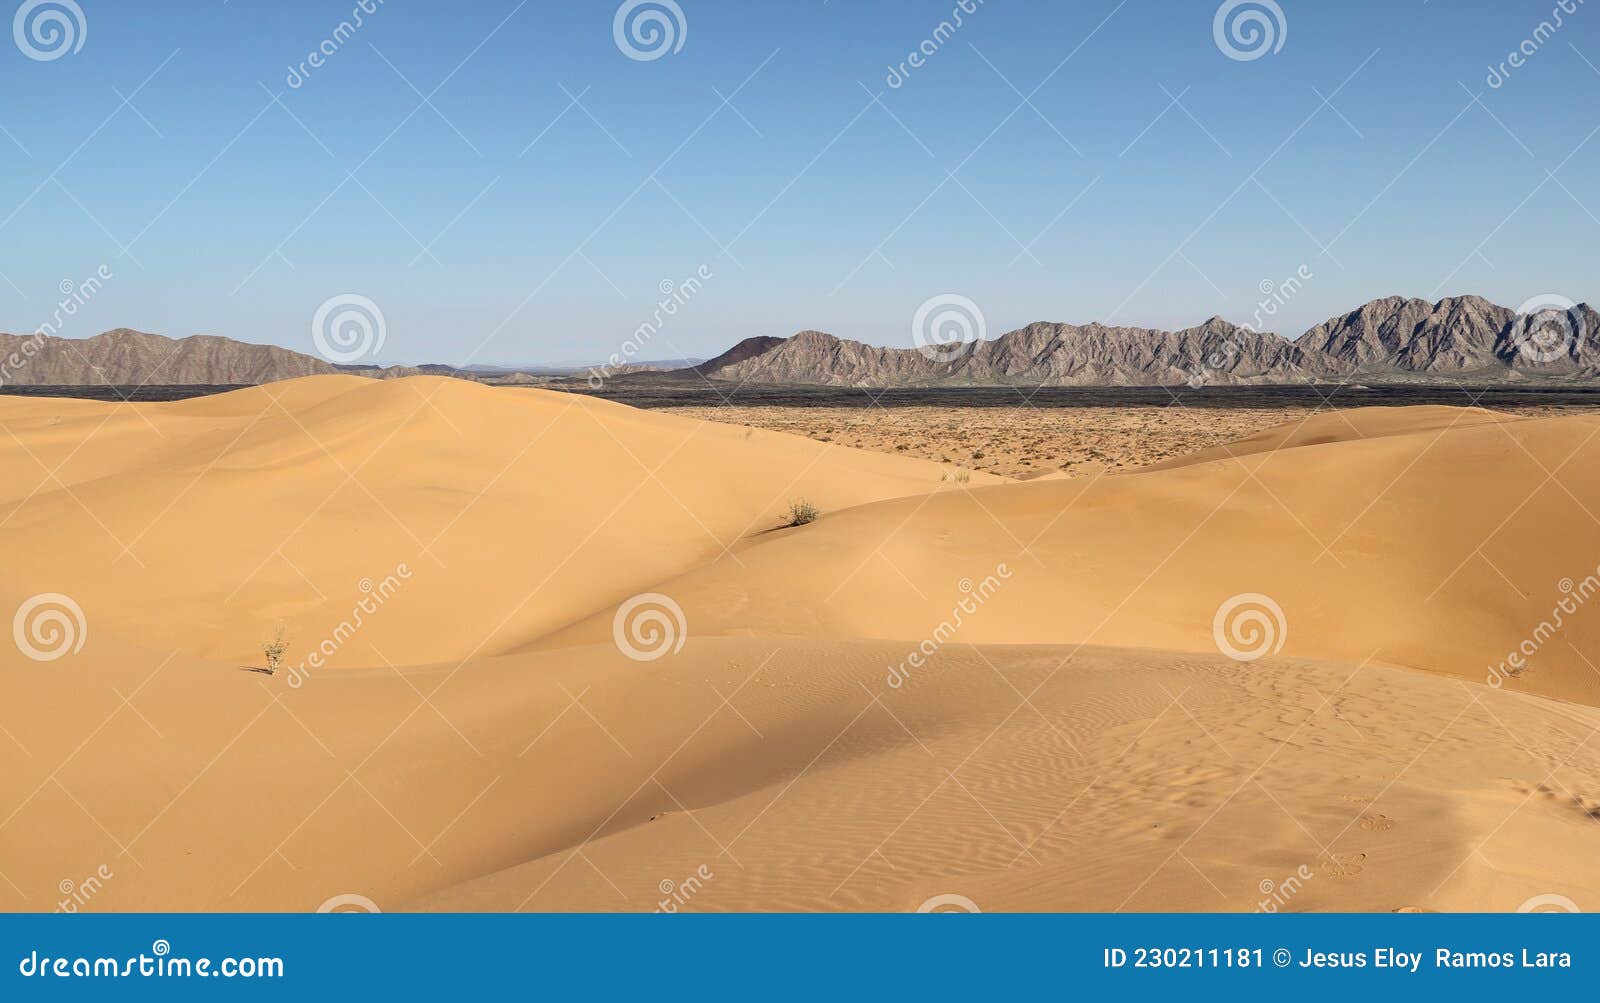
1319 852 1367 878
1360 813 1395 831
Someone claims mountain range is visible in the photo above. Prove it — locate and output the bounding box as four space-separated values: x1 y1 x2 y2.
3 295 1595 390
696 296 1600 387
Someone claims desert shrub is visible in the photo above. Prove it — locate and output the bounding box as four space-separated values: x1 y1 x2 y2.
787 499 820 526
262 625 288 674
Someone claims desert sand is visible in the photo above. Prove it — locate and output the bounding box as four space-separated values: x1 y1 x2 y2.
2 376 1598 913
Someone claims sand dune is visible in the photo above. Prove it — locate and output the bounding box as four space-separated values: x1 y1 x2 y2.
2 378 1597 913
0 376 994 670
538 405 1600 705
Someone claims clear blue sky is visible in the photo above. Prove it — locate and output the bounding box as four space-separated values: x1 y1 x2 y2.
1 0 1596 365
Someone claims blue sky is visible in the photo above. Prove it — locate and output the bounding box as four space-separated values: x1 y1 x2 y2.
1 0 1596 365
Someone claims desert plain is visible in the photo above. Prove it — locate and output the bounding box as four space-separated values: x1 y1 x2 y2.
2 376 1599 913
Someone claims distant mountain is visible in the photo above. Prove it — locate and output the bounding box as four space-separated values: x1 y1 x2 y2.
0 328 360 386
696 296 1599 387
696 320 1324 387
1300 295 1600 377
0 328 693 388
5 297 1596 390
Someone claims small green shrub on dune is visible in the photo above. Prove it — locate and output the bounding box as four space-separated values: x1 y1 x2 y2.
787 499 820 526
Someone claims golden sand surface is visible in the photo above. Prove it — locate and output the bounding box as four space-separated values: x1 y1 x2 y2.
2 377 1598 913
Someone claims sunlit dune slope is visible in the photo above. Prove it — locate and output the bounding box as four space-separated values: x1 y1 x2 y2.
535 406 1600 705
0 376 997 668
